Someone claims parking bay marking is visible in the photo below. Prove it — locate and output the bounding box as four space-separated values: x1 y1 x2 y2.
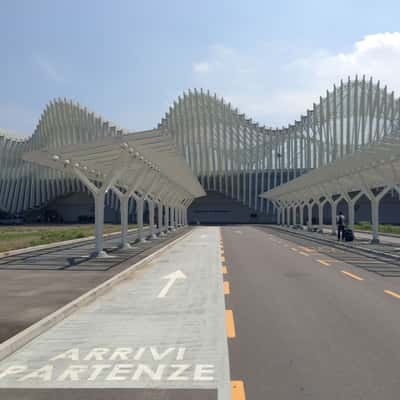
341 270 364 281
317 259 340 267
384 289 400 299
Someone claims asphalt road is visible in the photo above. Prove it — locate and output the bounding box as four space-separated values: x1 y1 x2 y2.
222 225 400 400
3 224 400 399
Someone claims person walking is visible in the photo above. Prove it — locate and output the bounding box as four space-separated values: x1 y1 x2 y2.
336 211 345 241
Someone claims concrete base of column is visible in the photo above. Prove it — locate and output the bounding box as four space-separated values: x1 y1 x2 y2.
120 243 132 250
371 238 380 244
91 250 110 258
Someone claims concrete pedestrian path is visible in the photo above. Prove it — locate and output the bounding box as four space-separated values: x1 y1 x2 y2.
0 227 188 344
0 227 230 399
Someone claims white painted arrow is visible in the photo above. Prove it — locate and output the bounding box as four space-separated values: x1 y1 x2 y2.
157 270 187 298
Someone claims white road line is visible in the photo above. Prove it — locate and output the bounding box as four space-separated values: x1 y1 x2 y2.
157 270 187 298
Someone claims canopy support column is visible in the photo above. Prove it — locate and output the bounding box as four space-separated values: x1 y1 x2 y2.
342 191 364 229
371 198 380 243
359 173 393 244
148 199 156 239
70 160 127 257
111 164 149 249
281 205 286 226
119 196 131 249
158 203 165 236
165 205 170 232
293 204 298 226
317 199 328 233
272 201 281 225
93 191 106 257
183 198 192 225
299 202 304 227
307 201 314 231
291 203 297 226
330 201 337 236
177 206 183 227
136 196 145 242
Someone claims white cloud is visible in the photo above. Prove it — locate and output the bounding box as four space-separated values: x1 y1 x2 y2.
192 33 400 127
33 53 64 83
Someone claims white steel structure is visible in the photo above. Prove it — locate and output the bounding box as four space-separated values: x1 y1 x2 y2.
160 77 400 218
1 75 400 230
23 130 204 256
262 137 400 244
0 99 204 256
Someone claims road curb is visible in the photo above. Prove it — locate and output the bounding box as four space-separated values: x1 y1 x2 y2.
0 228 193 362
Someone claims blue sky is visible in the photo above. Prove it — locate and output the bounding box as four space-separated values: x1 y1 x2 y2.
1 0 400 136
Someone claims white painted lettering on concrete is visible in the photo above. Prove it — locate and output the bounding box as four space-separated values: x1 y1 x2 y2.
167 364 190 381
57 365 87 381
109 348 133 361
132 364 165 381
0 363 216 382
157 270 187 298
19 365 53 382
50 348 80 361
83 348 110 361
88 364 112 381
176 347 186 360
0 347 216 383
194 364 215 381
0 365 27 379
106 364 133 381
133 347 146 361
150 347 175 360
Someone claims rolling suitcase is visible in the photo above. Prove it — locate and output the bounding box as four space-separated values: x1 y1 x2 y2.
343 228 354 242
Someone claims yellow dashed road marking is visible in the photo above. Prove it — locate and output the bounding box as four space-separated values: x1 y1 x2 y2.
231 380 246 399
341 270 364 281
291 247 299 252
317 259 331 266
226 309 236 338
221 255 226 262
222 266 228 274
384 289 400 299
299 251 310 257
224 281 230 295
299 246 314 253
